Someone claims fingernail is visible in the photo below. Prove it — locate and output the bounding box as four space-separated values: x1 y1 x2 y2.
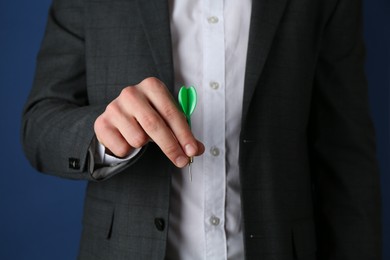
184 144 196 157
175 156 189 168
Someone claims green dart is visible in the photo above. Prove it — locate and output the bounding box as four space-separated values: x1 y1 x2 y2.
178 86 197 181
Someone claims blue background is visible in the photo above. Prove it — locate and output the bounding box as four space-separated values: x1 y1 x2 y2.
0 0 388 259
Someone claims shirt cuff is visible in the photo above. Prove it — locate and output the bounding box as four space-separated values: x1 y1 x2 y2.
87 136 144 181
95 140 142 165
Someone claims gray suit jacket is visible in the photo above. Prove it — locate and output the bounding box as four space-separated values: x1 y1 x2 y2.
22 0 382 259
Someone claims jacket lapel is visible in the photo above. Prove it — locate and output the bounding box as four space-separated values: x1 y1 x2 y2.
136 0 289 111
136 0 174 92
242 0 289 122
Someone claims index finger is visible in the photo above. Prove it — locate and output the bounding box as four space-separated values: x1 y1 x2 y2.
138 78 201 157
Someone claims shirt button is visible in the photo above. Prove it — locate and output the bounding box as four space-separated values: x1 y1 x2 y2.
207 16 219 24
209 81 220 90
210 216 220 226
210 146 220 157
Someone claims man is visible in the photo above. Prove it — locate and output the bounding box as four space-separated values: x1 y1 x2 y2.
22 0 381 259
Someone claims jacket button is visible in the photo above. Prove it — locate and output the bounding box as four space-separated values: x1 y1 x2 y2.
154 218 165 231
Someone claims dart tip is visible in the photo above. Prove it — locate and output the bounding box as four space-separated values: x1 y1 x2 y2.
189 157 193 182
189 164 192 182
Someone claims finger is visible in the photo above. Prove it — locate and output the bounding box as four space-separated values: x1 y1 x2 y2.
117 85 188 167
137 107 189 167
109 108 149 149
138 78 199 157
94 116 133 158
195 140 205 156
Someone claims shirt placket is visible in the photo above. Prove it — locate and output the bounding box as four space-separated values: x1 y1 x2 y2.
202 0 227 258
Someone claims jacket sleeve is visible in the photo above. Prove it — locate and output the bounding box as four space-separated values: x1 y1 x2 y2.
309 0 382 258
21 0 136 181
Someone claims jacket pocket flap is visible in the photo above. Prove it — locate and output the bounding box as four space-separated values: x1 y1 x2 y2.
82 195 115 239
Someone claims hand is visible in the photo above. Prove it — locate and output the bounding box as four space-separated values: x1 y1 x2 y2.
94 77 205 168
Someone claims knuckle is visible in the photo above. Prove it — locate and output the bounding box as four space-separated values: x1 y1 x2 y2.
141 77 160 86
140 113 161 133
120 86 138 101
140 77 166 93
94 115 109 133
163 143 180 158
131 132 148 148
162 104 181 121
105 102 120 115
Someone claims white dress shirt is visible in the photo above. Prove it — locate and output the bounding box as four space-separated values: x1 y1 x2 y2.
96 0 252 258
167 0 251 259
